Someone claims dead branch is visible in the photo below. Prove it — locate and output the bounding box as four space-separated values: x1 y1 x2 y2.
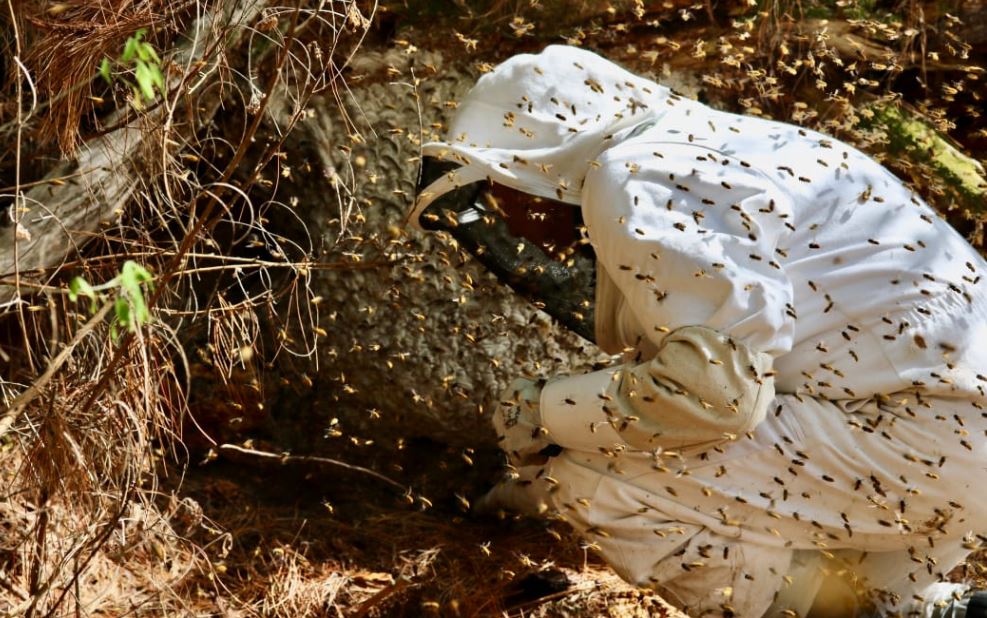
0 0 272 310
217 443 407 492
0 301 112 439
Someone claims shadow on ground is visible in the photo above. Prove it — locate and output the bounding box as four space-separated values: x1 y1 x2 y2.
176 439 678 617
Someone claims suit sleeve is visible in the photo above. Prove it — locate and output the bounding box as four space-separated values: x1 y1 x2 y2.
541 142 795 453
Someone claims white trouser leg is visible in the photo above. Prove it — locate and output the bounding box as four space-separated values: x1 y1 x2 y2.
833 541 972 617
650 531 795 617
763 550 827 618
547 459 795 616
474 462 555 517
913 583 973 618
536 391 987 616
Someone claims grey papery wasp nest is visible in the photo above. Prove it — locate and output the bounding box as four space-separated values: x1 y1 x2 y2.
271 46 605 448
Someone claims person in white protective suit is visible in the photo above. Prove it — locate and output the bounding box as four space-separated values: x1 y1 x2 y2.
410 46 987 618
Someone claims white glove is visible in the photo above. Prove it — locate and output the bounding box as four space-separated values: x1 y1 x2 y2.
473 463 553 517
493 377 555 467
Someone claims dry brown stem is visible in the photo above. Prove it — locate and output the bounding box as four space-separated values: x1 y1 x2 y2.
0 300 111 439
0 1 370 616
217 443 407 491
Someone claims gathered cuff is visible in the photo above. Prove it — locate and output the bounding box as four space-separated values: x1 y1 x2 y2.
540 368 626 453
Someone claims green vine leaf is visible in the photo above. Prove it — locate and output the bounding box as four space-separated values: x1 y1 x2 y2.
98 27 165 109
66 260 155 341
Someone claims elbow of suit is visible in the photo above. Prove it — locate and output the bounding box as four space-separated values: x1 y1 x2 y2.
658 325 777 437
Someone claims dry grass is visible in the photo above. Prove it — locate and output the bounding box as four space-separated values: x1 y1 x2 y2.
169 451 680 617
0 315 199 616
11 0 198 155
1 1 372 615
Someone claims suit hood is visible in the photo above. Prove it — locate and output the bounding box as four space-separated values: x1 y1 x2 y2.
410 45 690 227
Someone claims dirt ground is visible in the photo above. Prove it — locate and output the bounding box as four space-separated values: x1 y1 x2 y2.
175 438 680 617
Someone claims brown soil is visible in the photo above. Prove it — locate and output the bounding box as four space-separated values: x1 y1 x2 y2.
175 441 679 617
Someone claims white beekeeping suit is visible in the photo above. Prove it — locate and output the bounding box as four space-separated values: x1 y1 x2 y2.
414 46 987 617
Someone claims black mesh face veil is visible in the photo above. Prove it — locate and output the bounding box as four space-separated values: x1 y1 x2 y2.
415 157 597 343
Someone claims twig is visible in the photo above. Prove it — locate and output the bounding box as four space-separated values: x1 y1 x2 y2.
41 483 137 618
7 0 32 369
0 0 273 308
217 444 406 492
25 485 50 618
0 246 399 289
502 580 604 615
0 167 100 193
0 569 27 601
72 0 307 419
0 302 112 440
351 579 410 618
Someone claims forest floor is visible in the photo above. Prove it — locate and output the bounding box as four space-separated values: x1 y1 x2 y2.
176 441 678 617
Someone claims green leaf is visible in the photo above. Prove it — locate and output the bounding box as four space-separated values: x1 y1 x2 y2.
119 261 142 291
134 60 156 101
148 62 165 91
115 296 132 331
125 289 148 327
68 277 96 302
119 261 154 327
130 85 144 110
121 260 154 287
122 36 138 63
136 42 151 63
99 58 112 83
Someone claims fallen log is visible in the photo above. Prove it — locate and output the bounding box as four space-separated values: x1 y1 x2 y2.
869 101 987 213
